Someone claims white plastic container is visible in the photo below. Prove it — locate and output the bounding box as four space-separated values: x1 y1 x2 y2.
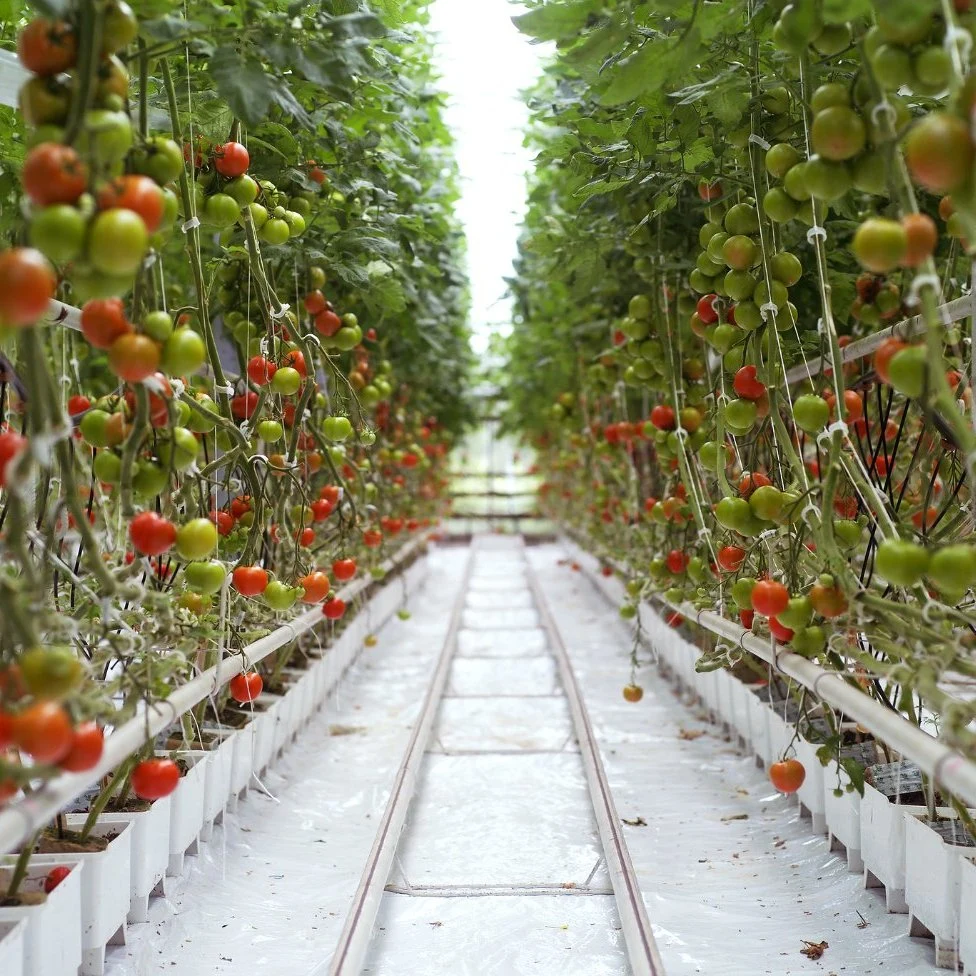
31 817 132 976
199 731 236 841
960 857 976 976
166 751 208 877
0 859 83 976
0 919 26 975
824 764 864 873
905 815 976 969
794 736 827 835
97 796 171 924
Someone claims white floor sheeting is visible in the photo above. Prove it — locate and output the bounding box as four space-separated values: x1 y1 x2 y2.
102 540 948 976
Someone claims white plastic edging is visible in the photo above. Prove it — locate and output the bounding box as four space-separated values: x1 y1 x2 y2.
527 562 667 976
323 544 476 976
0 533 430 856
785 293 974 385
560 535 976 813
0 51 26 109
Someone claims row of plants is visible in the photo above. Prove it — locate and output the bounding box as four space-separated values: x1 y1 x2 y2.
505 0 976 812
0 0 471 902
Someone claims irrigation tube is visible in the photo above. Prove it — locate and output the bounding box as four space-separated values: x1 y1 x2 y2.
527 561 667 976
324 544 476 976
0 533 431 856
562 536 976 813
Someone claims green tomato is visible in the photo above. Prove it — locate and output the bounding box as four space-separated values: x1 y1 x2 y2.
731 576 757 610
175 518 218 560
88 208 148 276
270 366 302 396
331 325 362 351
184 560 227 595
790 625 826 656
158 427 199 470
161 327 206 375
132 136 183 185
257 420 284 442
749 485 784 522
92 450 122 484
20 646 83 700
133 460 168 498
715 496 752 532
777 596 813 630
264 580 300 611
143 310 174 342
30 205 86 263
793 393 830 434
187 394 218 432
260 218 290 245
282 210 306 236
834 519 862 549
77 109 133 165
204 193 241 229
875 538 929 586
224 175 259 206
927 544 976 595
322 415 354 442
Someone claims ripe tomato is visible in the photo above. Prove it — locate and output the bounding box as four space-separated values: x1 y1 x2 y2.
282 349 307 377
809 582 847 618
108 333 160 382
18 18 77 75
901 212 938 268
304 290 327 315
232 566 268 596
44 865 72 893
332 558 356 581
768 617 794 642
650 405 676 431
0 431 28 486
314 309 342 337
81 297 131 349
769 758 805 793
97 175 165 232
131 757 180 801
231 391 259 419
12 701 73 763
129 512 176 556
59 721 104 772
363 528 383 548
751 580 789 617
733 365 766 400
905 112 973 192
214 141 249 178
323 597 346 620
666 549 688 574
210 510 234 536
23 143 87 205
0 247 56 326
717 545 746 571
229 671 263 703
67 394 91 416
696 294 719 325
247 355 276 385
622 684 644 703
229 496 251 519
299 571 330 603
738 471 771 497
311 499 333 521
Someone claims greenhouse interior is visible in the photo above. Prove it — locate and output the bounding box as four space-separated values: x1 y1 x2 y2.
1 0 976 974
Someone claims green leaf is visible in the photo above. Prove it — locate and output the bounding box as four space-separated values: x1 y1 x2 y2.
513 1 598 42
208 48 273 125
599 43 668 107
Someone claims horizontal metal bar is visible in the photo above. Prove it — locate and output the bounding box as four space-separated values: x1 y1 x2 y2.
383 883 615 897
786 294 974 385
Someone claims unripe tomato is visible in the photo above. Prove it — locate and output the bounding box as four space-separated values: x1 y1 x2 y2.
175 518 218 560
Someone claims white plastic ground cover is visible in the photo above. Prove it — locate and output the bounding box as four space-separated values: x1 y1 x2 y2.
101 547 468 976
526 544 945 976
363 539 631 975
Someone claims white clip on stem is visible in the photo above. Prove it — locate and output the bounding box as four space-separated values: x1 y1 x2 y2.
906 272 941 308
748 133 771 150
144 252 158 269
757 528 777 542
270 303 291 320
922 599 941 624
816 317 825 334
945 24 973 64
217 383 235 396
818 419 848 446
760 301 779 321
239 422 251 440
801 502 821 525
806 225 827 243
169 378 186 398
181 217 201 233
870 100 898 128
696 526 711 541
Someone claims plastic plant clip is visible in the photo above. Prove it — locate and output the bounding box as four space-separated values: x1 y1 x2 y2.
182 216 201 233
907 272 941 308
748 133 771 150
806 225 827 243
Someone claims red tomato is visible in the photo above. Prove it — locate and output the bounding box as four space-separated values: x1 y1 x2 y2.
67 395 90 416
231 392 259 419
304 290 327 315
332 558 356 581
696 294 719 325
738 471 772 497
131 758 180 800
229 672 263 703
717 545 746 571
229 496 251 519
314 309 342 337
739 609 755 628
108 333 160 383
44 865 72 893
363 528 383 548
768 617 794 642
769 758 805 793
12 701 73 763
59 721 104 772
733 365 766 401
232 565 268 596
296 527 315 547
0 431 28 486
0 247 57 326
80 298 131 350
213 141 249 178
97 175 165 231
282 349 307 377
752 580 789 617
210 509 234 536
18 18 77 75
299 571 330 603
247 355 276 385
129 511 176 556
23 143 87 205
650 405 676 430
323 597 346 620
311 499 333 521
666 549 688 574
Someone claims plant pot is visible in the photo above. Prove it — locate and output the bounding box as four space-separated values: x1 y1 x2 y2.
0 919 26 975
745 686 772 766
794 735 828 836
0 859 83 976
960 857 976 976
282 667 315 732
31 817 132 976
96 796 172 924
244 698 278 777
905 815 976 969
730 679 758 752
860 764 951 915
823 741 877 874
199 729 237 841
165 751 208 878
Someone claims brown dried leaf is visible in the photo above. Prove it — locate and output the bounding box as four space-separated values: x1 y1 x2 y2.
801 940 828 960
678 728 705 740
